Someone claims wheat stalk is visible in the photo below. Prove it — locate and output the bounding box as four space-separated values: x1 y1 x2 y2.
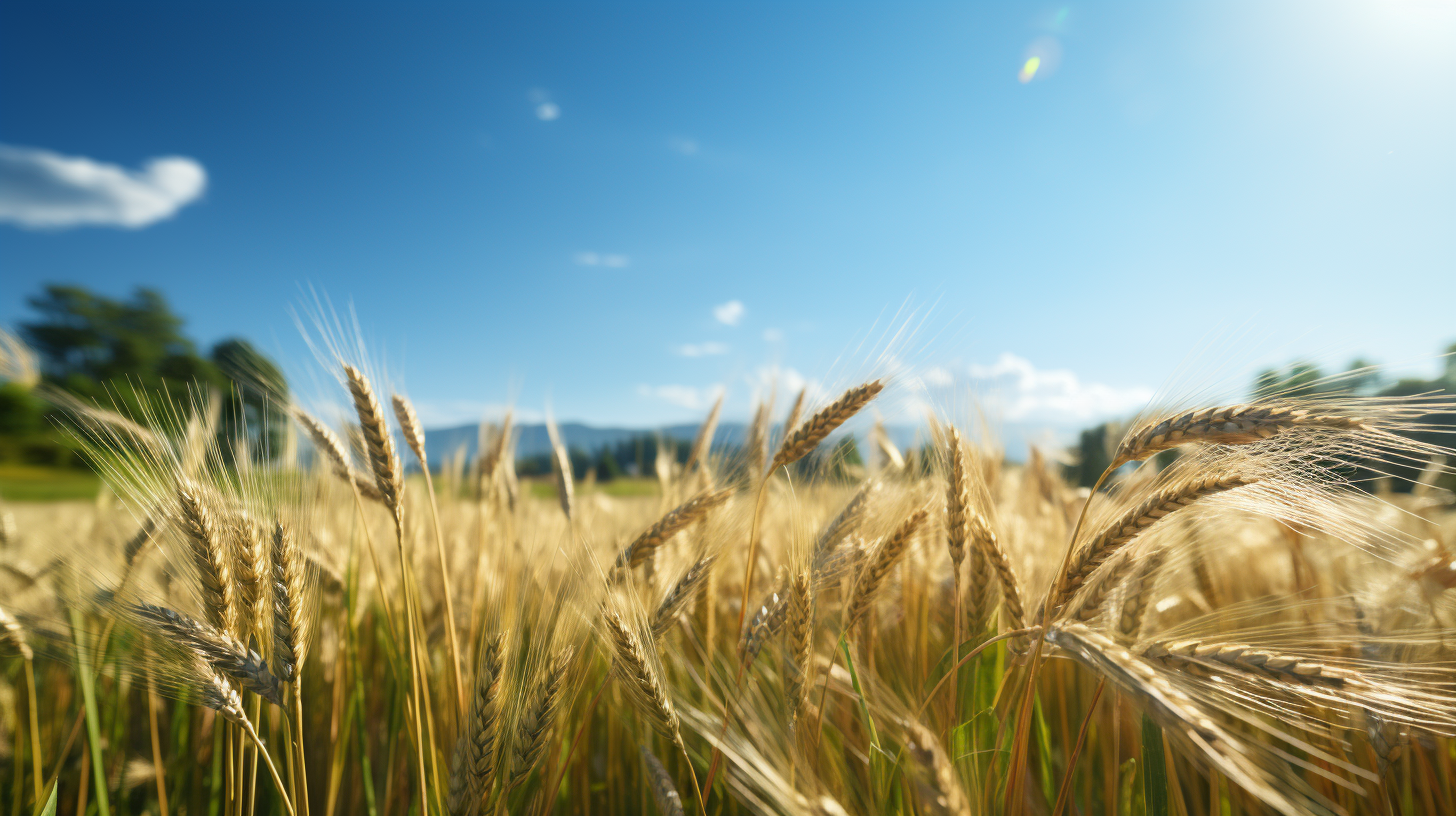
653 554 716 640
447 632 505 816
1045 624 1311 816
784 571 813 730
1112 404 1368 469
1140 639 1354 687
639 746 685 816
1049 472 1255 615
769 380 884 474
343 363 404 516
131 602 283 706
509 646 574 790
845 508 929 632
293 408 385 504
684 394 722 477
968 512 1025 630
271 520 307 682
176 480 237 635
391 394 428 467
122 517 157 567
615 488 733 573
603 611 684 750
1117 549 1165 638
231 510 270 641
0 606 32 660
813 480 876 571
905 720 973 816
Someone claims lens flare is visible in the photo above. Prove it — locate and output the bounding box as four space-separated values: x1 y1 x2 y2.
1019 56 1041 83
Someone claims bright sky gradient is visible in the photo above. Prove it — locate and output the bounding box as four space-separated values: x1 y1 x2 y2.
2 2 1454 432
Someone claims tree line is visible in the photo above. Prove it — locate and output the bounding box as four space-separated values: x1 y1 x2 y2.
0 284 286 467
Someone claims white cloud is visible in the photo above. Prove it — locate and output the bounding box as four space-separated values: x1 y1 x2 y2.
668 137 699 156
746 364 825 405
0 144 207 230
762 328 784 342
528 88 560 121
713 300 744 326
965 353 1152 423
574 251 629 268
637 383 723 410
676 342 728 358
921 366 954 387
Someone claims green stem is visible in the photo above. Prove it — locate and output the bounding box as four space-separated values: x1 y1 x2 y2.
67 607 110 816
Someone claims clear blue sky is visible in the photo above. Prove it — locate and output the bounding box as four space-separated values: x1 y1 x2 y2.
2 2 1453 431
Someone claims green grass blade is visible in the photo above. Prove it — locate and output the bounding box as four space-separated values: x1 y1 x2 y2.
36 784 56 816
1032 694 1055 808
1141 715 1169 816
67 607 111 816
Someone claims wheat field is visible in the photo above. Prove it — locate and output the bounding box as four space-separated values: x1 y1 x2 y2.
1 339 1455 816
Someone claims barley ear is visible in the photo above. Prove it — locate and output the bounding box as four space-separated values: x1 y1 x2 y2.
448 632 505 815
508 646 574 790
845 508 929 633
176 480 237 635
604 611 684 751
785 571 814 731
391 393 429 468
343 363 405 517
271 519 308 682
640 746 685 816
770 380 884 474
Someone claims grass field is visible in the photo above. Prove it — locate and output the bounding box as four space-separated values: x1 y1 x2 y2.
0 463 100 501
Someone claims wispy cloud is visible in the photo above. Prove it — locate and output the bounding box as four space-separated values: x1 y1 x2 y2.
713 300 744 326
636 383 723 411
667 137 699 156
676 341 728 357
0 144 207 230
574 251 629 268
762 328 784 342
964 353 1152 423
746 364 824 404
528 88 560 121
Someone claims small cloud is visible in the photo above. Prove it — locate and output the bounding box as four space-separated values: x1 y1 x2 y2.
668 137 699 156
0 144 207 230
921 366 954 387
574 251 629 268
637 383 723 411
964 353 1152 423
762 328 784 342
713 300 744 326
746 364 824 404
528 88 560 121
676 342 729 358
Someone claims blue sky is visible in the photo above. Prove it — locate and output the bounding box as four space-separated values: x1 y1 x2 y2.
2 1 1454 434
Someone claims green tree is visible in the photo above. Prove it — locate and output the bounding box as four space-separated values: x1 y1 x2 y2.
21 285 225 398
5 284 288 467
211 338 289 461
595 447 623 482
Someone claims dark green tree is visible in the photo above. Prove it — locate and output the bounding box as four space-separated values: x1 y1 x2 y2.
595 447 623 482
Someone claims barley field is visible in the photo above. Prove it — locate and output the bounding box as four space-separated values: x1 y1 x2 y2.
2 342 1455 816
